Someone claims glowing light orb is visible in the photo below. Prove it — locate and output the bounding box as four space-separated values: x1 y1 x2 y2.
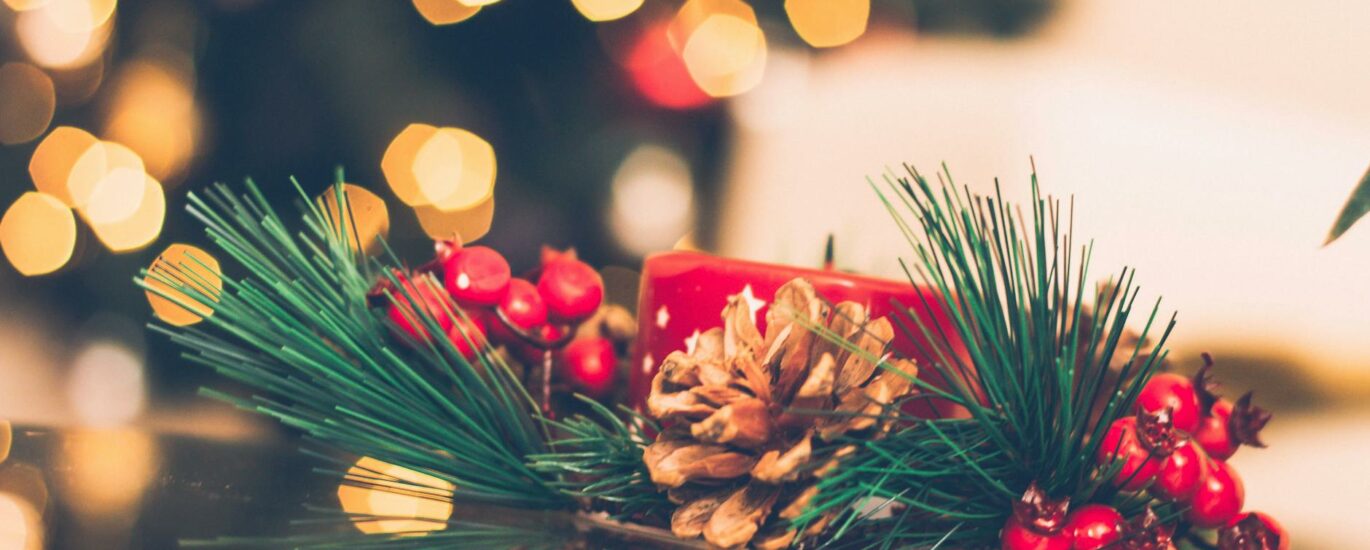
28 126 100 206
0 493 42 550
86 173 166 252
627 23 712 110
337 457 455 534
67 342 146 427
56 429 157 519
102 60 200 183
410 0 480 25
420 128 496 211
609 145 695 255
414 196 495 243
0 63 56 145
571 0 643 22
670 0 767 98
382 123 440 206
145 244 222 327
0 192 77 276
784 0 869 48
317 184 391 255
66 140 145 209
0 421 11 465
15 4 111 69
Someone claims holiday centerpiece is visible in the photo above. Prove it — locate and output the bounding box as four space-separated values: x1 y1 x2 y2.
139 166 1287 549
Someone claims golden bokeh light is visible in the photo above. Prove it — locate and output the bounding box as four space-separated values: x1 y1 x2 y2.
671 0 768 97
42 0 118 33
382 123 441 206
0 493 42 550
50 57 106 107
86 173 166 252
609 145 695 255
28 126 100 205
102 60 200 183
0 63 57 145
66 140 145 209
0 192 77 277
145 244 223 327
337 457 455 535
0 421 11 465
317 184 391 255
410 0 481 25
67 342 146 427
416 128 496 211
571 0 643 22
55 429 157 519
0 464 48 517
3 0 49 11
414 196 494 243
785 0 869 48
455 0 498 6
15 4 111 70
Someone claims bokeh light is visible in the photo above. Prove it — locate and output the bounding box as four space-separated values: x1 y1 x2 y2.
28 126 100 206
85 173 166 253
0 493 42 550
67 140 145 210
455 0 498 6
3 0 49 11
670 0 768 97
337 456 455 535
627 23 712 110
15 3 112 70
571 0 643 22
55 429 158 519
102 59 200 184
0 464 48 519
49 58 106 107
317 184 391 255
0 421 10 465
144 244 223 327
784 0 869 48
42 0 118 33
0 192 77 277
414 196 495 243
0 63 57 145
67 341 146 427
609 145 695 255
419 128 496 211
382 123 440 206
410 0 481 25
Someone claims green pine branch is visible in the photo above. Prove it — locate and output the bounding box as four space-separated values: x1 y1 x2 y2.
800 165 1176 548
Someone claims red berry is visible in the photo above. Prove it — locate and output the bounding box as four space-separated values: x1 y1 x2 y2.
386 278 455 344
1001 517 1072 550
1064 504 1123 550
446 315 487 361
1219 511 1288 550
537 259 604 321
1195 398 1238 459
559 337 616 398
1153 440 1208 502
443 246 512 306
1136 373 1201 433
1097 417 1162 491
1186 459 1244 528
498 278 548 331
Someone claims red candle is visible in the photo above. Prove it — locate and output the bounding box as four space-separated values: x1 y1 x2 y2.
631 251 968 417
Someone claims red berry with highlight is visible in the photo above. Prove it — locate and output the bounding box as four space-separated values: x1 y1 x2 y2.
443 246 512 306
1000 517 1072 550
1097 417 1162 491
386 278 455 344
446 315 487 361
498 278 547 331
560 337 616 398
1153 440 1208 502
1064 504 1123 550
1186 459 1244 528
538 258 604 321
1136 373 1201 433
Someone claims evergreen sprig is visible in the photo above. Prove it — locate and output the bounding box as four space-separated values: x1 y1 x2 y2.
799 165 1176 548
137 179 569 510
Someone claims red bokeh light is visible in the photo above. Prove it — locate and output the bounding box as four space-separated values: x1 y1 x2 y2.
625 23 712 110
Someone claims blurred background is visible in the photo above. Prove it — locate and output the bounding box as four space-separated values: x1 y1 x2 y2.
0 0 1367 547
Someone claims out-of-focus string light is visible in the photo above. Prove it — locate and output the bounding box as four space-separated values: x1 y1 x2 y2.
0 63 57 145
670 0 768 98
784 0 869 48
337 456 455 535
414 196 494 243
0 421 11 465
416 128 496 211
382 124 441 206
67 140 144 210
144 244 222 327
410 0 481 25
43 0 118 33
571 0 643 22
455 0 498 6
0 192 77 277
56 429 157 520
0 493 42 550
85 173 165 252
3 0 49 11
29 126 100 206
0 464 48 519
67 341 146 427
15 3 112 70
102 59 200 184
609 145 695 255
627 22 712 109
317 184 391 255
49 58 106 107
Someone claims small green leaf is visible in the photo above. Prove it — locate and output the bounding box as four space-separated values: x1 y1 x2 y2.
1326 163 1370 245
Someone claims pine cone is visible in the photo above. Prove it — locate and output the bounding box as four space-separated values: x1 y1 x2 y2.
643 278 919 549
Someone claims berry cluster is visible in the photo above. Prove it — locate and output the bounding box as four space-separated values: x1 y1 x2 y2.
376 242 623 399
1002 355 1286 550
